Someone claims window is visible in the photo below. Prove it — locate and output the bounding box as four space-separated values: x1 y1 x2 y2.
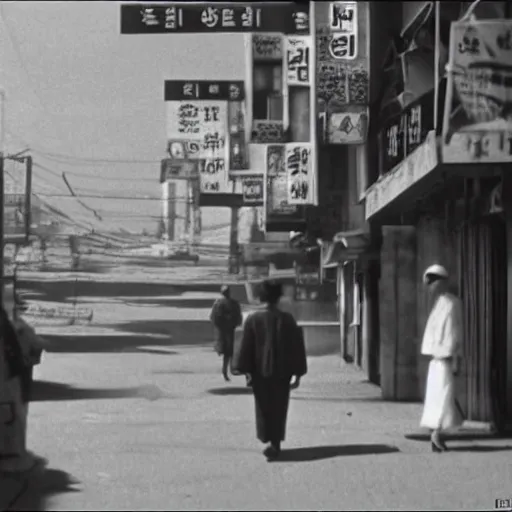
252 63 283 121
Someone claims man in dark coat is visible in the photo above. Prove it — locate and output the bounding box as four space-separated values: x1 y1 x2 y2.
209 285 243 381
232 279 307 461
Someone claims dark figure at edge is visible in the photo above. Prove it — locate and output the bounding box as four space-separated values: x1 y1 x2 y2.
210 285 243 382
232 279 308 461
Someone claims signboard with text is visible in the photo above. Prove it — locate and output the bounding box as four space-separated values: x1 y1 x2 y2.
286 143 315 205
265 144 306 232
165 80 248 192
121 3 310 35
166 99 229 193
316 1 370 145
286 36 312 87
380 87 440 175
242 176 264 206
442 20 512 163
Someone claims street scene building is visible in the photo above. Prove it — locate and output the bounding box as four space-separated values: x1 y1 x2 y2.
1 1 512 510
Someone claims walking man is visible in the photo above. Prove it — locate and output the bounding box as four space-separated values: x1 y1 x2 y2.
420 264 464 452
209 285 243 382
232 280 307 461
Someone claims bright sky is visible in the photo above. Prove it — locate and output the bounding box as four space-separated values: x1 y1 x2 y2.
0 1 245 234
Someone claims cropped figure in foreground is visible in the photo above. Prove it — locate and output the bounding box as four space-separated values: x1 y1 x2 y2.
420 264 464 452
209 285 243 381
232 280 307 461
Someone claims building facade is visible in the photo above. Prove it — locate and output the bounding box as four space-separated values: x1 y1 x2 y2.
363 0 511 430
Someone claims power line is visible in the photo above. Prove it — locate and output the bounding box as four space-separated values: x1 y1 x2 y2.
37 193 172 201
33 161 161 182
32 148 163 165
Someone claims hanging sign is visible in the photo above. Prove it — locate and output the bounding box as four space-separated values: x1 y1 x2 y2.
442 20 512 163
286 143 314 205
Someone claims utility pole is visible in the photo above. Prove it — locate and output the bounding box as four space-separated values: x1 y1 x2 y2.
228 180 239 274
0 153 4 306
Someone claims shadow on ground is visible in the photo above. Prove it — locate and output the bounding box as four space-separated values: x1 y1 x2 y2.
7 456 79 512
30 381 170 402
42 332 198 353
207 386 253 396
405 431 512 441
19 280 247 304
123 298 217 309
274 444 399 462
448 444 512 452
292 395 420 404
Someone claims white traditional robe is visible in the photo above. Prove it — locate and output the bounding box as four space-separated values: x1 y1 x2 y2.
420 293 464 430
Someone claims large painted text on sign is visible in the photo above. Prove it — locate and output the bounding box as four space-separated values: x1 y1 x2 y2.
121 3 310 35
442 20 512 163
167 100 229 193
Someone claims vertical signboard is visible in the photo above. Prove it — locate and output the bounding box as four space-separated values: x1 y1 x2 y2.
286 143 313 205
316 1 370 145
165 80 246 193
442 20 512 163
265 144 306 231
286 36 313 87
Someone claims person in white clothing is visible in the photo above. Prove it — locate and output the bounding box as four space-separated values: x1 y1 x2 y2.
420 264 464 452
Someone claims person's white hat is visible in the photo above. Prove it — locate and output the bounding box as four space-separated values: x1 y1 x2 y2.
423 264 449 284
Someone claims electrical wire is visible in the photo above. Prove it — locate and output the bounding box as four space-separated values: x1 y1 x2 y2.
36 192 185 201
33 161 162 182
33 148 163 165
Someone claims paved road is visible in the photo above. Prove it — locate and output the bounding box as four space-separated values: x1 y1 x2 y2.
5 341 512 511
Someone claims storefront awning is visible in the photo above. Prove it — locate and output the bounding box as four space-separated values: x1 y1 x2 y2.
322 230 372 268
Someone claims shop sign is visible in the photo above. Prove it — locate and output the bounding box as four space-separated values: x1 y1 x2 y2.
442 20 512 163
286 143 314 205
121 3 310 35
380 88 436 175
242 176 264 205
316 1 370 145
265 144 305 232
166 99 230 193
165 80 249 190
365 130 438 220
286 36 313 87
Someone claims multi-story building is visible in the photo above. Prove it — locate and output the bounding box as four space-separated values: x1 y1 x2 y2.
361 0 511 431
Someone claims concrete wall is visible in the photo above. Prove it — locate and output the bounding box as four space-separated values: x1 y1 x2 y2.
379 226 419 400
